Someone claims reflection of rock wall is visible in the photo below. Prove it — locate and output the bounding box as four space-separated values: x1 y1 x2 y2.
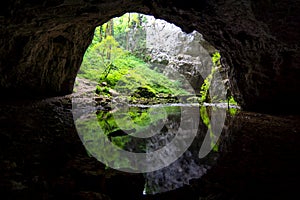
144 17 217 93
144 149 210 194
143 106 233 195
142 107 207 194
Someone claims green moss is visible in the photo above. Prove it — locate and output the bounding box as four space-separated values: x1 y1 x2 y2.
212 51 221 66
228 96 238 105
199 67 215 103
228 107 238 115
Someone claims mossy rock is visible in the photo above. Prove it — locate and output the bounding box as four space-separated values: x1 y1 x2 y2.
132 87 156 98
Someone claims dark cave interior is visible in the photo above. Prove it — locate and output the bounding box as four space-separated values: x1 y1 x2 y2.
0 1 299 200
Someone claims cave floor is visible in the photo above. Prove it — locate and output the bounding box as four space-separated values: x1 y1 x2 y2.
0 95 299 200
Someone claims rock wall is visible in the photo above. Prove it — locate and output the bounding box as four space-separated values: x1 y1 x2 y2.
1 0 299 113
143 16 216 94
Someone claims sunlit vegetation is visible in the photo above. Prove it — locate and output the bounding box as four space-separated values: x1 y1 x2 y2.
78 13 189 99
77 12 238 108
199 51 238 107
76 13 239 162
228 106 238 115
199 60 216 103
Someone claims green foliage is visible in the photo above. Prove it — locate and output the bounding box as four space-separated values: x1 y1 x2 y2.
212 51 221 66
199 67 216 103
109 64 190 97
79 27 189 97
199 51 221 103
226 94 239 115
228 96 238 105
99 13 149 60
228 107 238 115
199 51 239 111
78 36 125 82
112 13 144 36
79 12 191 98
95 85 110 96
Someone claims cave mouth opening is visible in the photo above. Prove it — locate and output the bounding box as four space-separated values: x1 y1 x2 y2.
74 12 237 108
72 12 240 196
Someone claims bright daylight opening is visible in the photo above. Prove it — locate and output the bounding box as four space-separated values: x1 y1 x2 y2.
74 12 237 107
73 12 239 195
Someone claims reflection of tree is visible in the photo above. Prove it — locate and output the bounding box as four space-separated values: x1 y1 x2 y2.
95 106 179 149
75 115 131 169
200 106 219 152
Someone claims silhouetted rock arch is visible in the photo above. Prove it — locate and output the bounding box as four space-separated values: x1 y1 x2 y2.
1 0 299 113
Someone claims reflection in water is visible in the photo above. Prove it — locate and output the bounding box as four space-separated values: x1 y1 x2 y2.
74 103 236 195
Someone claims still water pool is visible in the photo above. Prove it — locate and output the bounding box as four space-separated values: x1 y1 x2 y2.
73 101 236 196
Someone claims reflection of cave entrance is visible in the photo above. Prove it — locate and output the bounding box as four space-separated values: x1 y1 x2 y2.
76 12 231 104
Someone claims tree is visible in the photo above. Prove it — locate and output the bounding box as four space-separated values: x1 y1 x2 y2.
91 35 125 79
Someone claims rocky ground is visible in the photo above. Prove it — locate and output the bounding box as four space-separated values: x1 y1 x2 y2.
0 80 299 200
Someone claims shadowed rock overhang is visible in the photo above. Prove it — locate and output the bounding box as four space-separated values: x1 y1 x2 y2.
1 0 299 114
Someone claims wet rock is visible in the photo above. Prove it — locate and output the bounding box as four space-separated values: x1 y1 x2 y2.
132 87 156 98
108 89 119 97
101 82 108 86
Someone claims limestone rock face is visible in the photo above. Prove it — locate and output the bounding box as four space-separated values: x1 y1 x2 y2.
145 17 214 93
1 0 299 113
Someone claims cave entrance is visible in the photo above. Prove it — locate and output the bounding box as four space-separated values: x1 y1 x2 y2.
72 12 239 195
74 12 234 106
